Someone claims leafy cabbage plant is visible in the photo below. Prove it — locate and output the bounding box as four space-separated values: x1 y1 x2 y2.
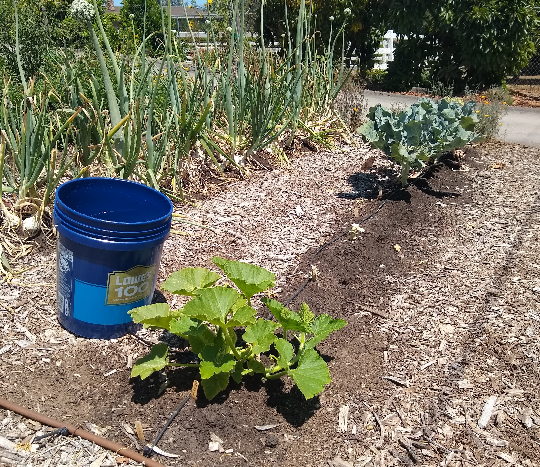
358 98 483 185
129 257 347 400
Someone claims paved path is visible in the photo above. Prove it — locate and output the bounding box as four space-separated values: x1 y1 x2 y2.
364 90 540 148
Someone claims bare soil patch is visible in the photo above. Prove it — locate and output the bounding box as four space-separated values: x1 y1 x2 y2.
1 139 540 467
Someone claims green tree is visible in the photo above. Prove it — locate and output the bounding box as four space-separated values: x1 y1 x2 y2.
120 0 167 55
43 0 92 48
0 0 52 79
259 0 385 72
384 0 539 91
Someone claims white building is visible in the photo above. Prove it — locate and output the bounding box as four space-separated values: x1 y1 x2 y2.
374 30 397 70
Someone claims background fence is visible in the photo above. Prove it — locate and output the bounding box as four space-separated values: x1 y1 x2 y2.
510 51 540 83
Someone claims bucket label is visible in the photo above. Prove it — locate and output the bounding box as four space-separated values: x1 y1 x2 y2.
57 242 74 317
106 265 156 305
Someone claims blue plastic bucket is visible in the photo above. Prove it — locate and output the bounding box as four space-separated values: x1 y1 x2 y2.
53 178 173 339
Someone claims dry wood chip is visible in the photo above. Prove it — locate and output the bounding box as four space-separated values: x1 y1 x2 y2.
441 424 453 438
521 407 534 428
254 424 279 431
382 376 410 387
397 436 420 464
338 405 349 433
382 413 400 427
330 456 354 467
441 451 455 467
420 360 436 370
484 435 509 447
0 449 24 464
496 452 516 464
439 324 455 335
134 421 145 442
478 395 497 429
210 432 224 445
89 452 107 467
121 422 134 435
0 437 16 450
421 449 437 458
496 410 506 426
458 380 474 389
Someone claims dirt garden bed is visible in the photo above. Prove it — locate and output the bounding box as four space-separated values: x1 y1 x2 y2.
1 136 540 467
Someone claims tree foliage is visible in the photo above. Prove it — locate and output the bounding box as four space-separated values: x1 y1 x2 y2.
384 0 539 91
0 0 52 79
120 0 167 54
43 0 93 47
0 0 96 80
260 0 386 72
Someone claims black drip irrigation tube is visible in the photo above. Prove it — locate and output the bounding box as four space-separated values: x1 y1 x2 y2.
0 174 434 464
284 188 402 306
140 188 404 457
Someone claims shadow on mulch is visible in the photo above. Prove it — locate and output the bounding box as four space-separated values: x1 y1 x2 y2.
337 168 396 199
338 154 463 201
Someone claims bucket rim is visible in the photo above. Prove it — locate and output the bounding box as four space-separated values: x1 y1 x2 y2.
55 177 173 228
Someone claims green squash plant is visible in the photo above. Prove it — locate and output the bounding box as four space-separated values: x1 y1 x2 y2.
358 97 483 185
129 257 347 400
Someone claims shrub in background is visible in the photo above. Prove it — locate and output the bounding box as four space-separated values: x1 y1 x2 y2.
470 87 513 140
119 0 167 56
382 0 538 92
0 0 51 80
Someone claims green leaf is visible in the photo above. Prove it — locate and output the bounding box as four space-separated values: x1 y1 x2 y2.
198 330 235 379
212 257 275 299
200 356 236 379
404 120 422 147
201 372 230 400
247 358 266 374
274 338 294 370
357 120 381 146
440 108 457 121
129 303 177 331
289 349 331 399
391 142 414 164
243 319 279 354
169 315 216 354
231 361 244 384
460 115 477 131
182 286 241 326
162 267 221 295
227 305 257 327
260 297 306 332
131 343 169 380
305 315 347 350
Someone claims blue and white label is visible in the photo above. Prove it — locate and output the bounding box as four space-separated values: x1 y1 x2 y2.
57 242 74 318
73 280 145 325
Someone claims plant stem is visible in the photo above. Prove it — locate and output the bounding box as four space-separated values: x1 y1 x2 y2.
12 0 27 95
168 363 200 368
223 327 242 360
265 369 288 380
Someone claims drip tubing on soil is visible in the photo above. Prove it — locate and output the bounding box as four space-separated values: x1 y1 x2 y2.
144 393 192 458
284 189 405 306
0 398 167 467
283 157 457 306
